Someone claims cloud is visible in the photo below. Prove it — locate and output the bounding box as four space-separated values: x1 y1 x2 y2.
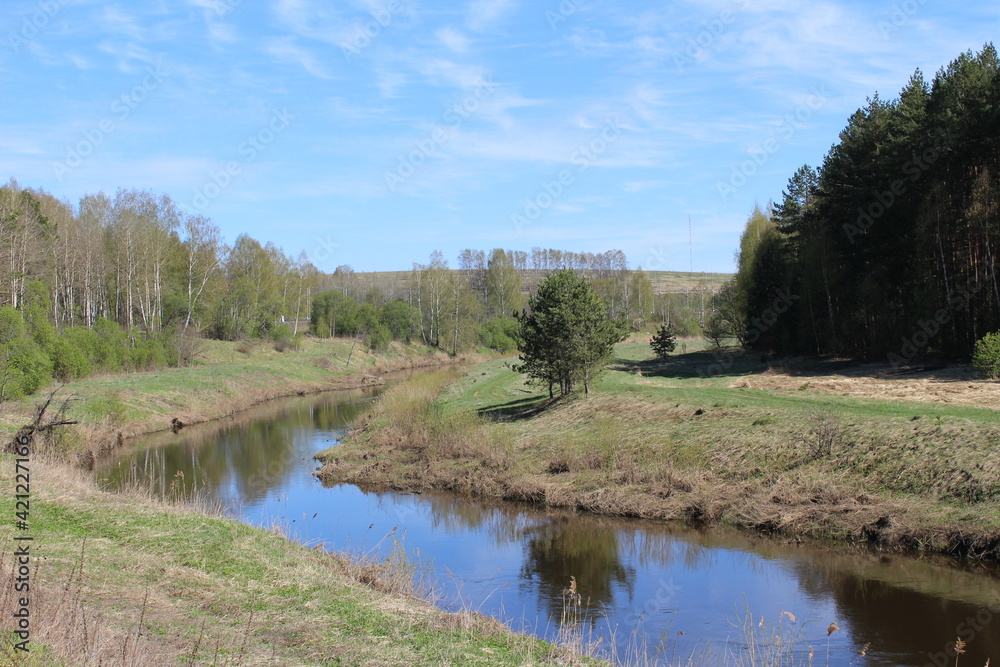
207 22 238 44
623 180 669 193
466 0 514 32
436 27 470 54
95 40 162 72
264 36 334 79
98 6 146 41
415 58 490 89
375 69 407 97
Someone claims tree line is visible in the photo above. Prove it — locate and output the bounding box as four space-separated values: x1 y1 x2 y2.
311 248 717 355
0 180 717 399
716 45 1000 363
0 181 328 398
0 182 322 341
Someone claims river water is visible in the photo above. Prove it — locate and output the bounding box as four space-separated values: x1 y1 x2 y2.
96 385 1000 666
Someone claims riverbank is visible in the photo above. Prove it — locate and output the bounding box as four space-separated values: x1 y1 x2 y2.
0 337 472 465
316 343 1000 560
0 456 586 665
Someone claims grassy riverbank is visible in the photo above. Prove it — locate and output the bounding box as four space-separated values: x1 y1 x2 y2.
317 342 1000 560
0 337 589 665
0 337 466 463
0 458 583 665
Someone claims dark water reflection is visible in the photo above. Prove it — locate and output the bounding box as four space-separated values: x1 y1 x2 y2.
97 387 1000 666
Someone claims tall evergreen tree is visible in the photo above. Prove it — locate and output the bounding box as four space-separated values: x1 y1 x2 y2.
515 270 627 397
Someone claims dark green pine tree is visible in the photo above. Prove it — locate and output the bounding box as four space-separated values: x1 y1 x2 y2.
515 270 627 397
649 323 676 359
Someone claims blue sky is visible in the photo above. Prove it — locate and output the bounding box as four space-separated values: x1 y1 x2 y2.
1 0 996 273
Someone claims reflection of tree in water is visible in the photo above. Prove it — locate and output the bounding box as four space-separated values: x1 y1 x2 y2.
521 516 635 624
98 388 378 506
422 493 531 542
782 555 1000 667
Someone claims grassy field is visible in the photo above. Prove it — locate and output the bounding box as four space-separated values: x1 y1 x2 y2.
0 337 465 463
0 459 584 665
318 341 1000 559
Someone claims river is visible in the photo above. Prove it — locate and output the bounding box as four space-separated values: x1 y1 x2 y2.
96 384 1000 666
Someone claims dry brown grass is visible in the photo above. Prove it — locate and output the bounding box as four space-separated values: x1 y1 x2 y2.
0 546 184 666
737 364 1000 410
320 367 1000 560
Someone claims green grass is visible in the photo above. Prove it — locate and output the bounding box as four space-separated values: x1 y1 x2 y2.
0 458 590 665
0 337 452 454
322 342 1000 559
605 343 1000 423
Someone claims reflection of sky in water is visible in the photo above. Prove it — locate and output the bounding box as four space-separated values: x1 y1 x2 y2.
99 389 1000 667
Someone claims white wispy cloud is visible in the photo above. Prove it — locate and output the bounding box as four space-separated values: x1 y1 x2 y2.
436 27 470 53
466 0 514 32
264 36 334 79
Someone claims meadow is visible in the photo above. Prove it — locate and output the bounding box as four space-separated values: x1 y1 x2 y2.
319 341 1000 559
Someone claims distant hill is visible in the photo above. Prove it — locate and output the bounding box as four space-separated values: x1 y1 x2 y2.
343 269 731 296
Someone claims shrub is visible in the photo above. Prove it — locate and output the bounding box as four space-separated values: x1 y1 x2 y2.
271 322 294 352
92 318 126 372
972 331 1000 379
702 314 730 349
366 324 392 352
478 317 519 353
51 337 91 380
6 337 52 397
0 307 51 400
270 322 293 344
381 300 420 343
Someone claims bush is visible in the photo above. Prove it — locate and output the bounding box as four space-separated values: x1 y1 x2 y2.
972 331 1000 379
5 337 52 398
172 330 207 366
381 300 420 343
479 317 519 353
270 322 293 344
0 306 51 400
366 324 393 352
271 322 294 352
92 318 126 372
702 314 731 349
51 337 91 380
